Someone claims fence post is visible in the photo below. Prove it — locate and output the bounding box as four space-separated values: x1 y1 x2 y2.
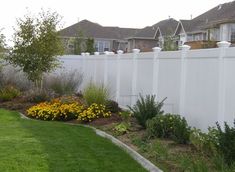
104 51 109 86
93 54 99 83
82 54 86 84
115 50 123 102
217 41 231 126
152 47 161 98
131 49 140 106
179 45 190 116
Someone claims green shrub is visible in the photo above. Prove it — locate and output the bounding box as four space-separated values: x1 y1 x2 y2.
128 94 166 128
105 99 120 113
216 120 235 166
0 86 20 101
44 70 83 96
114 122 130 135
83 82 109 106
119 110 132 123
146 114 191 144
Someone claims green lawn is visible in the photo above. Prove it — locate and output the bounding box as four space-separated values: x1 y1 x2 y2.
0 109 147 172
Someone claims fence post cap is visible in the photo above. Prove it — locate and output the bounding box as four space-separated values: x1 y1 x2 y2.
217 41 231 48
152 47 162 52
117 50 124 54
132 49 140 54
94 52 100 55
180 45 191 51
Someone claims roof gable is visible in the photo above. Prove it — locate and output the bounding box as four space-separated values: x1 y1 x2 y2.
59 20 140 40
131 18 179 39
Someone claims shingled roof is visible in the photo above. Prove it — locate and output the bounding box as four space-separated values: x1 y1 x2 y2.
59 20 139 40
129 18 179 39
178 1 235 33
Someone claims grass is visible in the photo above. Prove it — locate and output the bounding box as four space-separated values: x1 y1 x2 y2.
0 109 147 172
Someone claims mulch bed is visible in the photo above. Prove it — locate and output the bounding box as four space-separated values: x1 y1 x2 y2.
0 97 123 127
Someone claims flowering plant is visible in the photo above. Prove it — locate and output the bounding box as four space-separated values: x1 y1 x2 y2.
27 97 84 121
78 103 111 122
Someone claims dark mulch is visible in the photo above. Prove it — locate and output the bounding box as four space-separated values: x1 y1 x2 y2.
0 97 36 114
68 113 122 127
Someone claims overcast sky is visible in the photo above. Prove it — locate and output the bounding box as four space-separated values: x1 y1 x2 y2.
0 0 233 44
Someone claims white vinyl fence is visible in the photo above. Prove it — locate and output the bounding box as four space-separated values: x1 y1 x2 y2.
58 41 235 131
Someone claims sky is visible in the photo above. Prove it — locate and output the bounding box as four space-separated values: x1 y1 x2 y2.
0 0 233 44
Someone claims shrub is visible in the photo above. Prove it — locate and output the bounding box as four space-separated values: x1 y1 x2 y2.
105 99 120 113
0 66 33 91
128 94 166 128
114 122 130 135
146 114 191 144
77 103 111 122
27 97 84 121
83 82 109 106
0 86 20 102
216 120 235 166
43 70 83 96
25 89 51 103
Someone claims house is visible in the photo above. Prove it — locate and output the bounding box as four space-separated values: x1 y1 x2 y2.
174 1 235 49
127 18 179 52
59 20 139 54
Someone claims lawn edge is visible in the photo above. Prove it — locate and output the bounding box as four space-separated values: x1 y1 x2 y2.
19 112 162 172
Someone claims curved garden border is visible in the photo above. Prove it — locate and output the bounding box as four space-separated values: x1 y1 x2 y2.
19 112 162 172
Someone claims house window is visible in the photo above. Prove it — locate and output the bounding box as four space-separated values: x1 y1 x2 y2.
104 42 110 51
94 41 110 52
231 25 235 42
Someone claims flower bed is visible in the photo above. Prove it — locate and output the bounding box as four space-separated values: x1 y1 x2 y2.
27 96 112 122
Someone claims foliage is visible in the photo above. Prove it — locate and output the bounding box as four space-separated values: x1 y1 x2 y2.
105 99 120 113
190 127 218 155
114 111 132 135
114 122 130 135
0 86 20 102
43 70 83 96
27 96 84 121
85 38 95 54
83 82 109 106
119 110 132 124
0 30 6 59
78 103 111 122
25 89 51 103
73 31 85 55
146 114 191 144
0 67 33 91
216 120 235 166
8 10 64 86
0 30 6 83
162 36 178 51
128 94 166 128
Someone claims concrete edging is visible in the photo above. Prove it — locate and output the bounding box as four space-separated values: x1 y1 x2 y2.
19 113 162 172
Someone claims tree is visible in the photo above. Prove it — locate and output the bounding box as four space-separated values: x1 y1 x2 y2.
74 30 85 55
8 10 64 87
163 36 178 51
0 30 6 70
85 38 95 54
